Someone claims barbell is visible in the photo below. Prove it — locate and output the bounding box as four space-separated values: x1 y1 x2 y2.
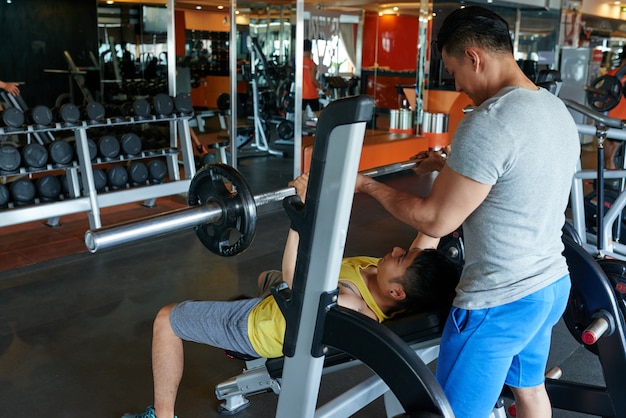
84 160 421 256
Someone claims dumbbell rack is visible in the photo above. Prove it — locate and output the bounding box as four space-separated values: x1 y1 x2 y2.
0 113 195 230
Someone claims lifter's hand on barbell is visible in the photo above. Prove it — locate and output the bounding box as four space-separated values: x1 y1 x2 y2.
410 147 449 176
288 173 309 203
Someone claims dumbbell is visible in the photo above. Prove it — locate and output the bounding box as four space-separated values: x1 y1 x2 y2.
0 107 25 128
120 132 142 156
53 103 81 124
152 93 174 117
36 175 61 202
174 93 193 115
0 143 21 172
85 138 98 161
62 170 107 194
98 135 121 160
70 135 97 161
25 105 53 126
0 183 9 208
107 165 128 189
48 140 74 166
147 159 167 183
10 178 36 206
60 173 81 197
92 168 108 192
80 101 106 123
128 161 149 186
22 143 49 169
132 98 152 119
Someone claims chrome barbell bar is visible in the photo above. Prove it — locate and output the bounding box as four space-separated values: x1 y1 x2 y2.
84 160 419 253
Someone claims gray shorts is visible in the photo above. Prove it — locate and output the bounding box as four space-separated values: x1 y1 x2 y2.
169 270 283 358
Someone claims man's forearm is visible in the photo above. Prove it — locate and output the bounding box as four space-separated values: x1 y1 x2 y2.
357 176 436 234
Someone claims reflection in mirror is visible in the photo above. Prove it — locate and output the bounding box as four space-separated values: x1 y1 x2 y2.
234 5 363 160
97 3 169 102
429 3 561 89
361 9 419 130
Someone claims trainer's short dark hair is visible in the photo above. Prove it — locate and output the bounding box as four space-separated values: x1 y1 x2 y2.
304 39 312 52
436 6 513 57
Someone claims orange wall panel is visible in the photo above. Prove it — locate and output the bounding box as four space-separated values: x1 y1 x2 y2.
184 10 231 31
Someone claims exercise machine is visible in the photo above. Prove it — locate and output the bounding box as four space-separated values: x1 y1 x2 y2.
85 95 458 417
241 37 286 158
564 99 626 260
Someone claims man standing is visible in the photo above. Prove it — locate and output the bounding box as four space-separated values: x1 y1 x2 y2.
356 6 581 417
302 39 325 118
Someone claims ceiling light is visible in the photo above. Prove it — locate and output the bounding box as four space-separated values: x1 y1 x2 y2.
196 5 202 9
217 5 224 9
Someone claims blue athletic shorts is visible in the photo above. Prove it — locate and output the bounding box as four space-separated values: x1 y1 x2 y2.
435 275 571 418
169 271 284 358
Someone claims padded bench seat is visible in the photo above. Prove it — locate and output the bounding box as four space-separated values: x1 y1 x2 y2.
302 130 430 173
234 308 445 379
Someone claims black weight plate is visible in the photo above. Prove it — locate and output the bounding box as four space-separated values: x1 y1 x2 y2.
0 144 21 171
98 135 120 159
562 257 626 356
128 161 148 184
86 138 98 161
29 105 53 126
153 93 174 116
120 132 142 155
49 140 74 165
133 98 152 118
60 173 81 195
107 165 128 188
277 120 294 140
58 103 80 123
0 183 9 207
148 159 167 182
10 178 36 204
85 102 106 121
92 168 108 191
36 175 61 201
2 107 24 128
187 163 257 257
174 93 194 114
586 75 623 112
22 143 49 168
217 93 230 112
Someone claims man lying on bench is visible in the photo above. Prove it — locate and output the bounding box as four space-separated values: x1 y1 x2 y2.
122 172 460 418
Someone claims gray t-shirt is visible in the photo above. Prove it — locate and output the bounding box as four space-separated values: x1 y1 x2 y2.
447 86 581 309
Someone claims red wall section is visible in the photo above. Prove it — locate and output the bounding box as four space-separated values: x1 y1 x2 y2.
362 13 419 71
175 10 186 57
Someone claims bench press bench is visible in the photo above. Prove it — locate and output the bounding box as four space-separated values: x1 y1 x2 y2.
216 308 447 416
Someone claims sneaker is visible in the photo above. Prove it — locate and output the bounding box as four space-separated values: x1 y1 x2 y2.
121 406 178 418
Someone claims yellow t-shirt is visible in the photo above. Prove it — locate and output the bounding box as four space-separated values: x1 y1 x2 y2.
247 256 387 358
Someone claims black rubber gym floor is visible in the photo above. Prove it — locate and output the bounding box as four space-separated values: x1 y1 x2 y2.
0 150 606 417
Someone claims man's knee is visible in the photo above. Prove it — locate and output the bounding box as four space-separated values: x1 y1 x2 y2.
154 304 176 335
510 383 549 405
